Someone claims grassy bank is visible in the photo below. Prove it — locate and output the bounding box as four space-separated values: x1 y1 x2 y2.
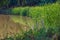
12 3 60 28
3 3 60 40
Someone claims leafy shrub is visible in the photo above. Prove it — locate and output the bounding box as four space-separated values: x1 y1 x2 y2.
10 3 60 40
12 7 29 16
12 3 60 28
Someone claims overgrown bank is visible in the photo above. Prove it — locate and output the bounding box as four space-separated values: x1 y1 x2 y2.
8 3 60 40
0 3 60 40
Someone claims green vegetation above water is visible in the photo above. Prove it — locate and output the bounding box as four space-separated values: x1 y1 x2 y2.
0 2 60 40
5 3 60 40
12 3 60 28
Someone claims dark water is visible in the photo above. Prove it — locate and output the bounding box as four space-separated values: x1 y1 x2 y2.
0 9 19 15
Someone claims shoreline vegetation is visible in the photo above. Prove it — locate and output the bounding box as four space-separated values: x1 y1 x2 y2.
0 0 60 40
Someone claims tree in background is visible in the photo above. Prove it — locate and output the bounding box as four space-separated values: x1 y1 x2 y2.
0 0 56 8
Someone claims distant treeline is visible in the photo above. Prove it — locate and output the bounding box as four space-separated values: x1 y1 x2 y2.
0 0 57 8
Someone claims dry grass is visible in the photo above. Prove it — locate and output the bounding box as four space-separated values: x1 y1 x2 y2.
0 14 32 39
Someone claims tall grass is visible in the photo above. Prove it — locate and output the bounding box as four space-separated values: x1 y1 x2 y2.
12 3 60 28
4 3 60 40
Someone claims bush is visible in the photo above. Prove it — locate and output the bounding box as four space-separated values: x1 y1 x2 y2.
12 3 60 27
10 3 60 40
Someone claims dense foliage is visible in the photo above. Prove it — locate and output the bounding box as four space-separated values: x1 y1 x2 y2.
0 0 60 40
12 3 60 30
0 0 57 8
1 3 59 40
